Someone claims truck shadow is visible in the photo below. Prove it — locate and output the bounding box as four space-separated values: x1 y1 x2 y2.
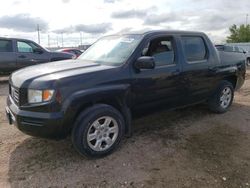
7 103 250 187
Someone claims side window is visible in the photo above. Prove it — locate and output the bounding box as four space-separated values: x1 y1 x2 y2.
75 50 82 56
238 47 244 53
0 39 13 52
70 50 78 55
181 36 207 62
224 45 234 52
17 41 34 53
142 37 175 67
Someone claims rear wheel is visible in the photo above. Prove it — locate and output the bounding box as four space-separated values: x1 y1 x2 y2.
208 81 234 113
71 104 125 158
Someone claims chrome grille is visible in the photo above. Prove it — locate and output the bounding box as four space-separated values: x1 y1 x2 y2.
11 86 19 105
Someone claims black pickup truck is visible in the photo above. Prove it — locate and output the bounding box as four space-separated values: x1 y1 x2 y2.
0 37 74 74
6 30 246 158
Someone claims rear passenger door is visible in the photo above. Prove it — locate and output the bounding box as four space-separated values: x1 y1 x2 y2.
15 40 50 69
0 39 16 73
181 36 213 103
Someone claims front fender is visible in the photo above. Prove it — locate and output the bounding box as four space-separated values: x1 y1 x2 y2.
61 84 131 130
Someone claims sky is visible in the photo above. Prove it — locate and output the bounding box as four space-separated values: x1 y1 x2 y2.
0 0 249 47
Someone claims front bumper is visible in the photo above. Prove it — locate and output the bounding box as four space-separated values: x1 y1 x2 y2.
6 96 66 139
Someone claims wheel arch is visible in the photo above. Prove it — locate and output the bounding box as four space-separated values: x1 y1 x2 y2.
223 75 237 89
62 85 132 137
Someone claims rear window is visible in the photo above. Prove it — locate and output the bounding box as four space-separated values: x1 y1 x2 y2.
224 46 234 52
0 39 13 52
181 36 207 62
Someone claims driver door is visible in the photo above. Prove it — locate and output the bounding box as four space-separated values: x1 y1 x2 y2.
15 40 50 69
131 35 186 110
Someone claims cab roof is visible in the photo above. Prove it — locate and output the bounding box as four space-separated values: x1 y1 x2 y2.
116 29 205 36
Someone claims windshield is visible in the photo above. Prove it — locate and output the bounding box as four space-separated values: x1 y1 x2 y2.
78 34 142 66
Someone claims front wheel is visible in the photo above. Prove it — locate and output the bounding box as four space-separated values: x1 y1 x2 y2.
71 104 125 158
208 81 234 113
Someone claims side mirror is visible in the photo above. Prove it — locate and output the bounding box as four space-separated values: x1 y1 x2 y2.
134 56 155 70
33 48 43 54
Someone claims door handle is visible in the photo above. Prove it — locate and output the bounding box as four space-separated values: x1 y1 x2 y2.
18 55 26 58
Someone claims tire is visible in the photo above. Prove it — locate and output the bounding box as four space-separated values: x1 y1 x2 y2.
71 104 125 158
208 81 234 114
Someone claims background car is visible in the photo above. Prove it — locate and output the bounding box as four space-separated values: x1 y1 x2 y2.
57 48 83 58
215 44 250 66
216 43 250 66
0 37 75 74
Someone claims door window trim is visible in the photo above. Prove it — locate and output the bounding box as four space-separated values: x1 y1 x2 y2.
181 35 209 64
0 39 13 53
141 35 178 68
16 40 41 53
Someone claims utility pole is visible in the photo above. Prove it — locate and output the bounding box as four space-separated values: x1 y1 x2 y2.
61 33 64 47
80 32 83 46
48 34 50 48
56 35 59 47
246 14 249 26
37 24 41 44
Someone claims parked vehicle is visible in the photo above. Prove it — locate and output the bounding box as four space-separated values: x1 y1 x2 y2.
228 43 250 65
0 37 75 74
216 43 250 66
56 48 83 58
6 30 246 158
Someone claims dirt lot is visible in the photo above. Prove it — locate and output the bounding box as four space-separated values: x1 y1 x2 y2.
0 72 250 188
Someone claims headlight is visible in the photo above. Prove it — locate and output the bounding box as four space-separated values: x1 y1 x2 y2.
28 89 54 104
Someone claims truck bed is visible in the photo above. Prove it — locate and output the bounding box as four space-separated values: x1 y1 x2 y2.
217 49 246 66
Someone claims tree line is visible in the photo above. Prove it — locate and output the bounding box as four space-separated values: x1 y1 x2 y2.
227 24 250 43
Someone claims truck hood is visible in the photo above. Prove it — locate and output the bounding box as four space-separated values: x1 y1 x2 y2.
10 60 115 88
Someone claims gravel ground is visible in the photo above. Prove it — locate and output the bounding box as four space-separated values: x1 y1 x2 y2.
0 71 250 188
0 76 9 83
